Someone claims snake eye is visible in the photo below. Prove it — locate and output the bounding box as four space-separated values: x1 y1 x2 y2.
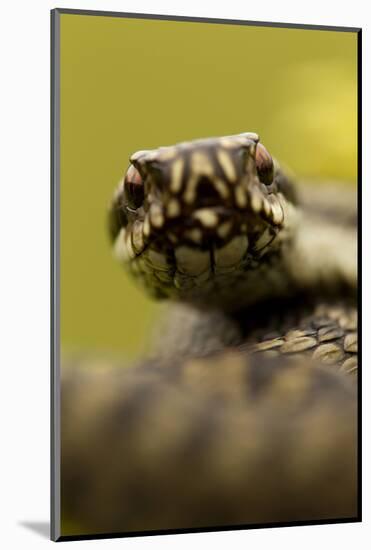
255 143 274 186
124 164 145 209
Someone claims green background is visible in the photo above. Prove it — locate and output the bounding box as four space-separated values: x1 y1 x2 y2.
60 14 357 359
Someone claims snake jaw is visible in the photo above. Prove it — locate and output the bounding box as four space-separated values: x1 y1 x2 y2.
138 181 286 252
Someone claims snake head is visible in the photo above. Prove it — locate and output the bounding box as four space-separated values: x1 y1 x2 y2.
109 133 297 306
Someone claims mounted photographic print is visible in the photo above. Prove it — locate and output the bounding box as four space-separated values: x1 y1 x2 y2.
51 8 361 541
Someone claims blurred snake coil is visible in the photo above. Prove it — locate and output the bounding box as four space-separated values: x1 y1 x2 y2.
61 133 358 535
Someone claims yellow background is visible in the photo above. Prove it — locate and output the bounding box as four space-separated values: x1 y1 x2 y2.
60 14 357 358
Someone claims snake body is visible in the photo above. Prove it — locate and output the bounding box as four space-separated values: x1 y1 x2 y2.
61 133 358 536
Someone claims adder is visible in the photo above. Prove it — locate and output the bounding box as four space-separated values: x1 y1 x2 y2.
61 133 358 536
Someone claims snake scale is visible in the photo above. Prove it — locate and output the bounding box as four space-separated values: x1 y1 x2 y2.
61 133 358 536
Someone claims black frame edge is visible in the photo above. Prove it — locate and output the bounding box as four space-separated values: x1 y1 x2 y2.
57 517 361 543
51 7 61 543
54 7 361 33
356 28 362 523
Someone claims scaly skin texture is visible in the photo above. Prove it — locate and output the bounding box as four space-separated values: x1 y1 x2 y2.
60 134 358 536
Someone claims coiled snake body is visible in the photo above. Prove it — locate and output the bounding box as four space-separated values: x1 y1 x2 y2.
61 133 358 536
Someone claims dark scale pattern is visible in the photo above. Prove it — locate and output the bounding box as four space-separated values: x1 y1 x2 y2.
239 300 358 375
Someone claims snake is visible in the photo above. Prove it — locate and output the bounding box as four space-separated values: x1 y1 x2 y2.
61 133 358 537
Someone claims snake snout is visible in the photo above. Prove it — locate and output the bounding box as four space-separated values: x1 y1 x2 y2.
190 176 225 207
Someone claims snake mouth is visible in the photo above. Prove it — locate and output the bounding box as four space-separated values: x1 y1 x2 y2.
111 179 290 298
113 190 287 266
161 204 276 249
118 208 283 303
141 185 286 250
